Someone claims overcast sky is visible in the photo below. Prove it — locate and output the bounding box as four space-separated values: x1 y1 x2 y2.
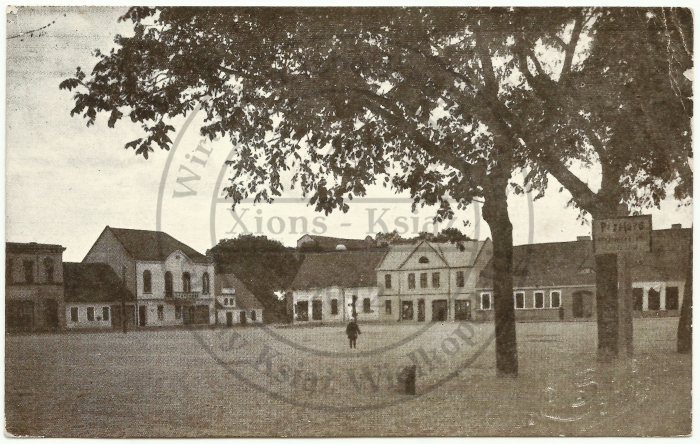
5 6 693 262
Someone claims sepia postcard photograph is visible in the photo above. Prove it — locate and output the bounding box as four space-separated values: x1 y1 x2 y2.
3 3 695 438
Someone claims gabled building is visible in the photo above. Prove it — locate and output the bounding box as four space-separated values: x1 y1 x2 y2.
215 272 264 325
6 242 65 332
83 227 215 327
63 262 136 329
376 239 492 322
475 226 691 322
290 249 388 323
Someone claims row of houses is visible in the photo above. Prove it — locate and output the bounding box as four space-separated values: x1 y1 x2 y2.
289 226 691 324
6 226 263 332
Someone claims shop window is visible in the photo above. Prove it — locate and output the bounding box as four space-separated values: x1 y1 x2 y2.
103 307 110 321
550 291 561 308
534 291 545 309
515 292 525 309
385 300 392 315
363 298 371 313
384 274 392 289
331 299 339 315
70 307 78 322
666 287 679 310
432 272 440 288
456 271 465 287
87 307 95 321
408 273 416 289
480 293 491 310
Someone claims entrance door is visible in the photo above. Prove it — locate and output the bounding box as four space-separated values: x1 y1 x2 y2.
194 305 210 324
455 300 471 321
312 300 323 321
112 305 122 329
226 312 233 326
401 301 414 321
240 311 247 324
44 299 59 329
432 300 447 321
296 301 309 321
138 305 147 327
417 299 425 321
572 293 583 318
632 288 644 311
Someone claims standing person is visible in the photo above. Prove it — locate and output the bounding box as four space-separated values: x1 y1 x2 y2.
346 318 361 349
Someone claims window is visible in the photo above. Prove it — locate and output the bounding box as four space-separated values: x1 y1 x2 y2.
666 287 680 311
408 273 416 289
23 260 34 284
165 272 173 297
648 288 661 311
312 300 322 320
420 273 428 289
419 256 429 264
143 270 152 293
534 291 545 309
43 258 54 283
157 305 164 321
175 305 182 320
103 307 110 321
202 272 210 294
385 300 392 315
182 272 191 293
515 292 525 309
550 291 561 308
432 272 440 288
456 271 465 288
480 293 491 310
384 274 392 289
417 299 425 321
363 298 371 313
331 299 339 315
70 307 78 322
251 310 257 321
455 300 471 321
87 307 95 321
296 301 309 321
633 288 644 311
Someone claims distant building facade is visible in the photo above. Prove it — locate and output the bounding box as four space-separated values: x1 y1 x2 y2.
83 227 215 327
6 242 65 332
290 249 387 323
376 240 492 322
215 273 264 325
297 234 375 251
63 262 136 329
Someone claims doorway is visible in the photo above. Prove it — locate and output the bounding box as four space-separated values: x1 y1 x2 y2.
240 311 247 325
432 299 448 321
312 300 323 321
417 299 425 321
43 299 59 329
138 305 147 327
454 300 471 321
572 291 592 318
226 312 233 326
401 301 414 321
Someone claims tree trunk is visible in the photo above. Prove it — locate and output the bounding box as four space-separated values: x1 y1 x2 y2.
677 228 692 354
482 176 518 377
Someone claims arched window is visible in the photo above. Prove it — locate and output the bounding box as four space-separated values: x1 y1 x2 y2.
143 270 152 293
165 271 173 297
182 272 191 293
202 272 210 294
418 256 429 264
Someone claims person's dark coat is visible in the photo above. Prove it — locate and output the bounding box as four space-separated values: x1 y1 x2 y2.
346 321 361 339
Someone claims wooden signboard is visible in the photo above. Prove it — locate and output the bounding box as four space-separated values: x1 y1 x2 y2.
592 214 652 255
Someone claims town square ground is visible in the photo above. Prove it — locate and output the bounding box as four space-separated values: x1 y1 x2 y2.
5 317 690 437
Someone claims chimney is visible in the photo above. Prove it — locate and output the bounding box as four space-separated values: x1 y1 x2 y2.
577 236 591 241
672 223 682 229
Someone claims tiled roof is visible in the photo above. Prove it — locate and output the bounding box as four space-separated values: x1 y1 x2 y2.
63 262 136 303
477 228 691 289
377 240 488 271
106 227 211 264
291 249 388 290
6 242 65 254
217 273 265 309
299 235 374 251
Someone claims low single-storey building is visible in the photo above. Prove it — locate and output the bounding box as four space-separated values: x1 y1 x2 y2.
290 249 388 323
63 262 136 329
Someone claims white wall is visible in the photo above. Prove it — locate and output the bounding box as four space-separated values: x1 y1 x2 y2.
65 304 112 329
135 251 215 300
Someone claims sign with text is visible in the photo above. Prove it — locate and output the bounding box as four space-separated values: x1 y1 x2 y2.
593 215 652 255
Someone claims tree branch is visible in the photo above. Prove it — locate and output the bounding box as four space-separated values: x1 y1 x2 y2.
561 12 585 80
